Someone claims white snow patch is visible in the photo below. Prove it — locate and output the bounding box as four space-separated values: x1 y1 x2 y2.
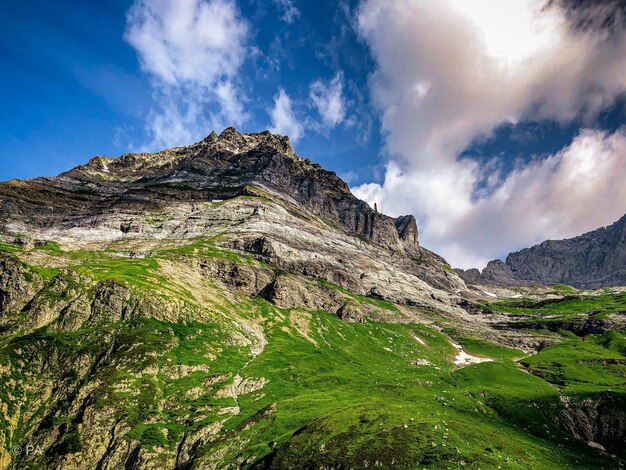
450 340 493 367
482 290 497 298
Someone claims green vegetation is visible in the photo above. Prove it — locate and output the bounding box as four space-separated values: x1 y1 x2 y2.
92 172 125 183
3 301 621 467
442 262 454 273
27 264 61 280
521 332 626 393
0 241 22 253
454 336 527 362
479 291 626 318
0 239 623 468
33 240 62 254
73 257 164 289
158 237 258 266
551 283 577 294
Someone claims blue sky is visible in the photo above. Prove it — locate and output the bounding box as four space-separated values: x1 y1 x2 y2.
2 0 626 268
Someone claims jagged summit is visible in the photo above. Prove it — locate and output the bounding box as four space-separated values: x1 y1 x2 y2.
81 127 299 175
201 127 297 158
2 128 418 249
50 128 414 249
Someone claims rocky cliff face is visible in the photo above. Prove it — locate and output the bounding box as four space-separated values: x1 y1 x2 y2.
456 213 626 288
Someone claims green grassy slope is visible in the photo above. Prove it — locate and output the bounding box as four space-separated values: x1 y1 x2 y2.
0 240 624 468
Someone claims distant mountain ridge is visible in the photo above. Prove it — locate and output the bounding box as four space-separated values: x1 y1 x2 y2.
456 213 626 288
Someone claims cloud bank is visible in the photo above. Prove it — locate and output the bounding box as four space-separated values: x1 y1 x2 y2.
125 0 249 149
353 0 626 268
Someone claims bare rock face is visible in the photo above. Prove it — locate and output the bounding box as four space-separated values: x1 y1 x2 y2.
0 253 40 315
90 280 132 324
259 275 345 312
456 213 626 288
196 258 274 296
469 259 529 287
394 215 418 244
556 394 626 458
454 267 482 285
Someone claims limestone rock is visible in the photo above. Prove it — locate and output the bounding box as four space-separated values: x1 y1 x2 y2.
0 128 463 293
0 128 416 252
195 258 273 296
259 275 343 312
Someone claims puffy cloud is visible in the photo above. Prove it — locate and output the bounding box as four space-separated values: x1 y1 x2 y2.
309 73 346 128
125 0 249 148
273 0 300 24
269 88 304 142
353 0 626 268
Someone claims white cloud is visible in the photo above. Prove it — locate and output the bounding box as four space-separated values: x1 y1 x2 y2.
310 73 346 128
269 88 304 142
353 0 626 268
273 0 300 24
125 0 249 149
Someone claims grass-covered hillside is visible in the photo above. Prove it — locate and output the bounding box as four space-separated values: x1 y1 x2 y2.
0 238 625 469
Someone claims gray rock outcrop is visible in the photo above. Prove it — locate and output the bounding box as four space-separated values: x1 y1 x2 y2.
456 213 626 288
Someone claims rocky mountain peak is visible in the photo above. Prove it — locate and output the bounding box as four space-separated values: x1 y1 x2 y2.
78 128 298 178
1 129 470 290
0 128 429 256
199 127 297 159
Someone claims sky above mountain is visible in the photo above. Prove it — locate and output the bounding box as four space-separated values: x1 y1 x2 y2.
1 0 626 268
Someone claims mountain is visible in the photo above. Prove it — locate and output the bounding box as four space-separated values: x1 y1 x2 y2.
0 127 460 297
456 214 626 288
0 129 624 469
